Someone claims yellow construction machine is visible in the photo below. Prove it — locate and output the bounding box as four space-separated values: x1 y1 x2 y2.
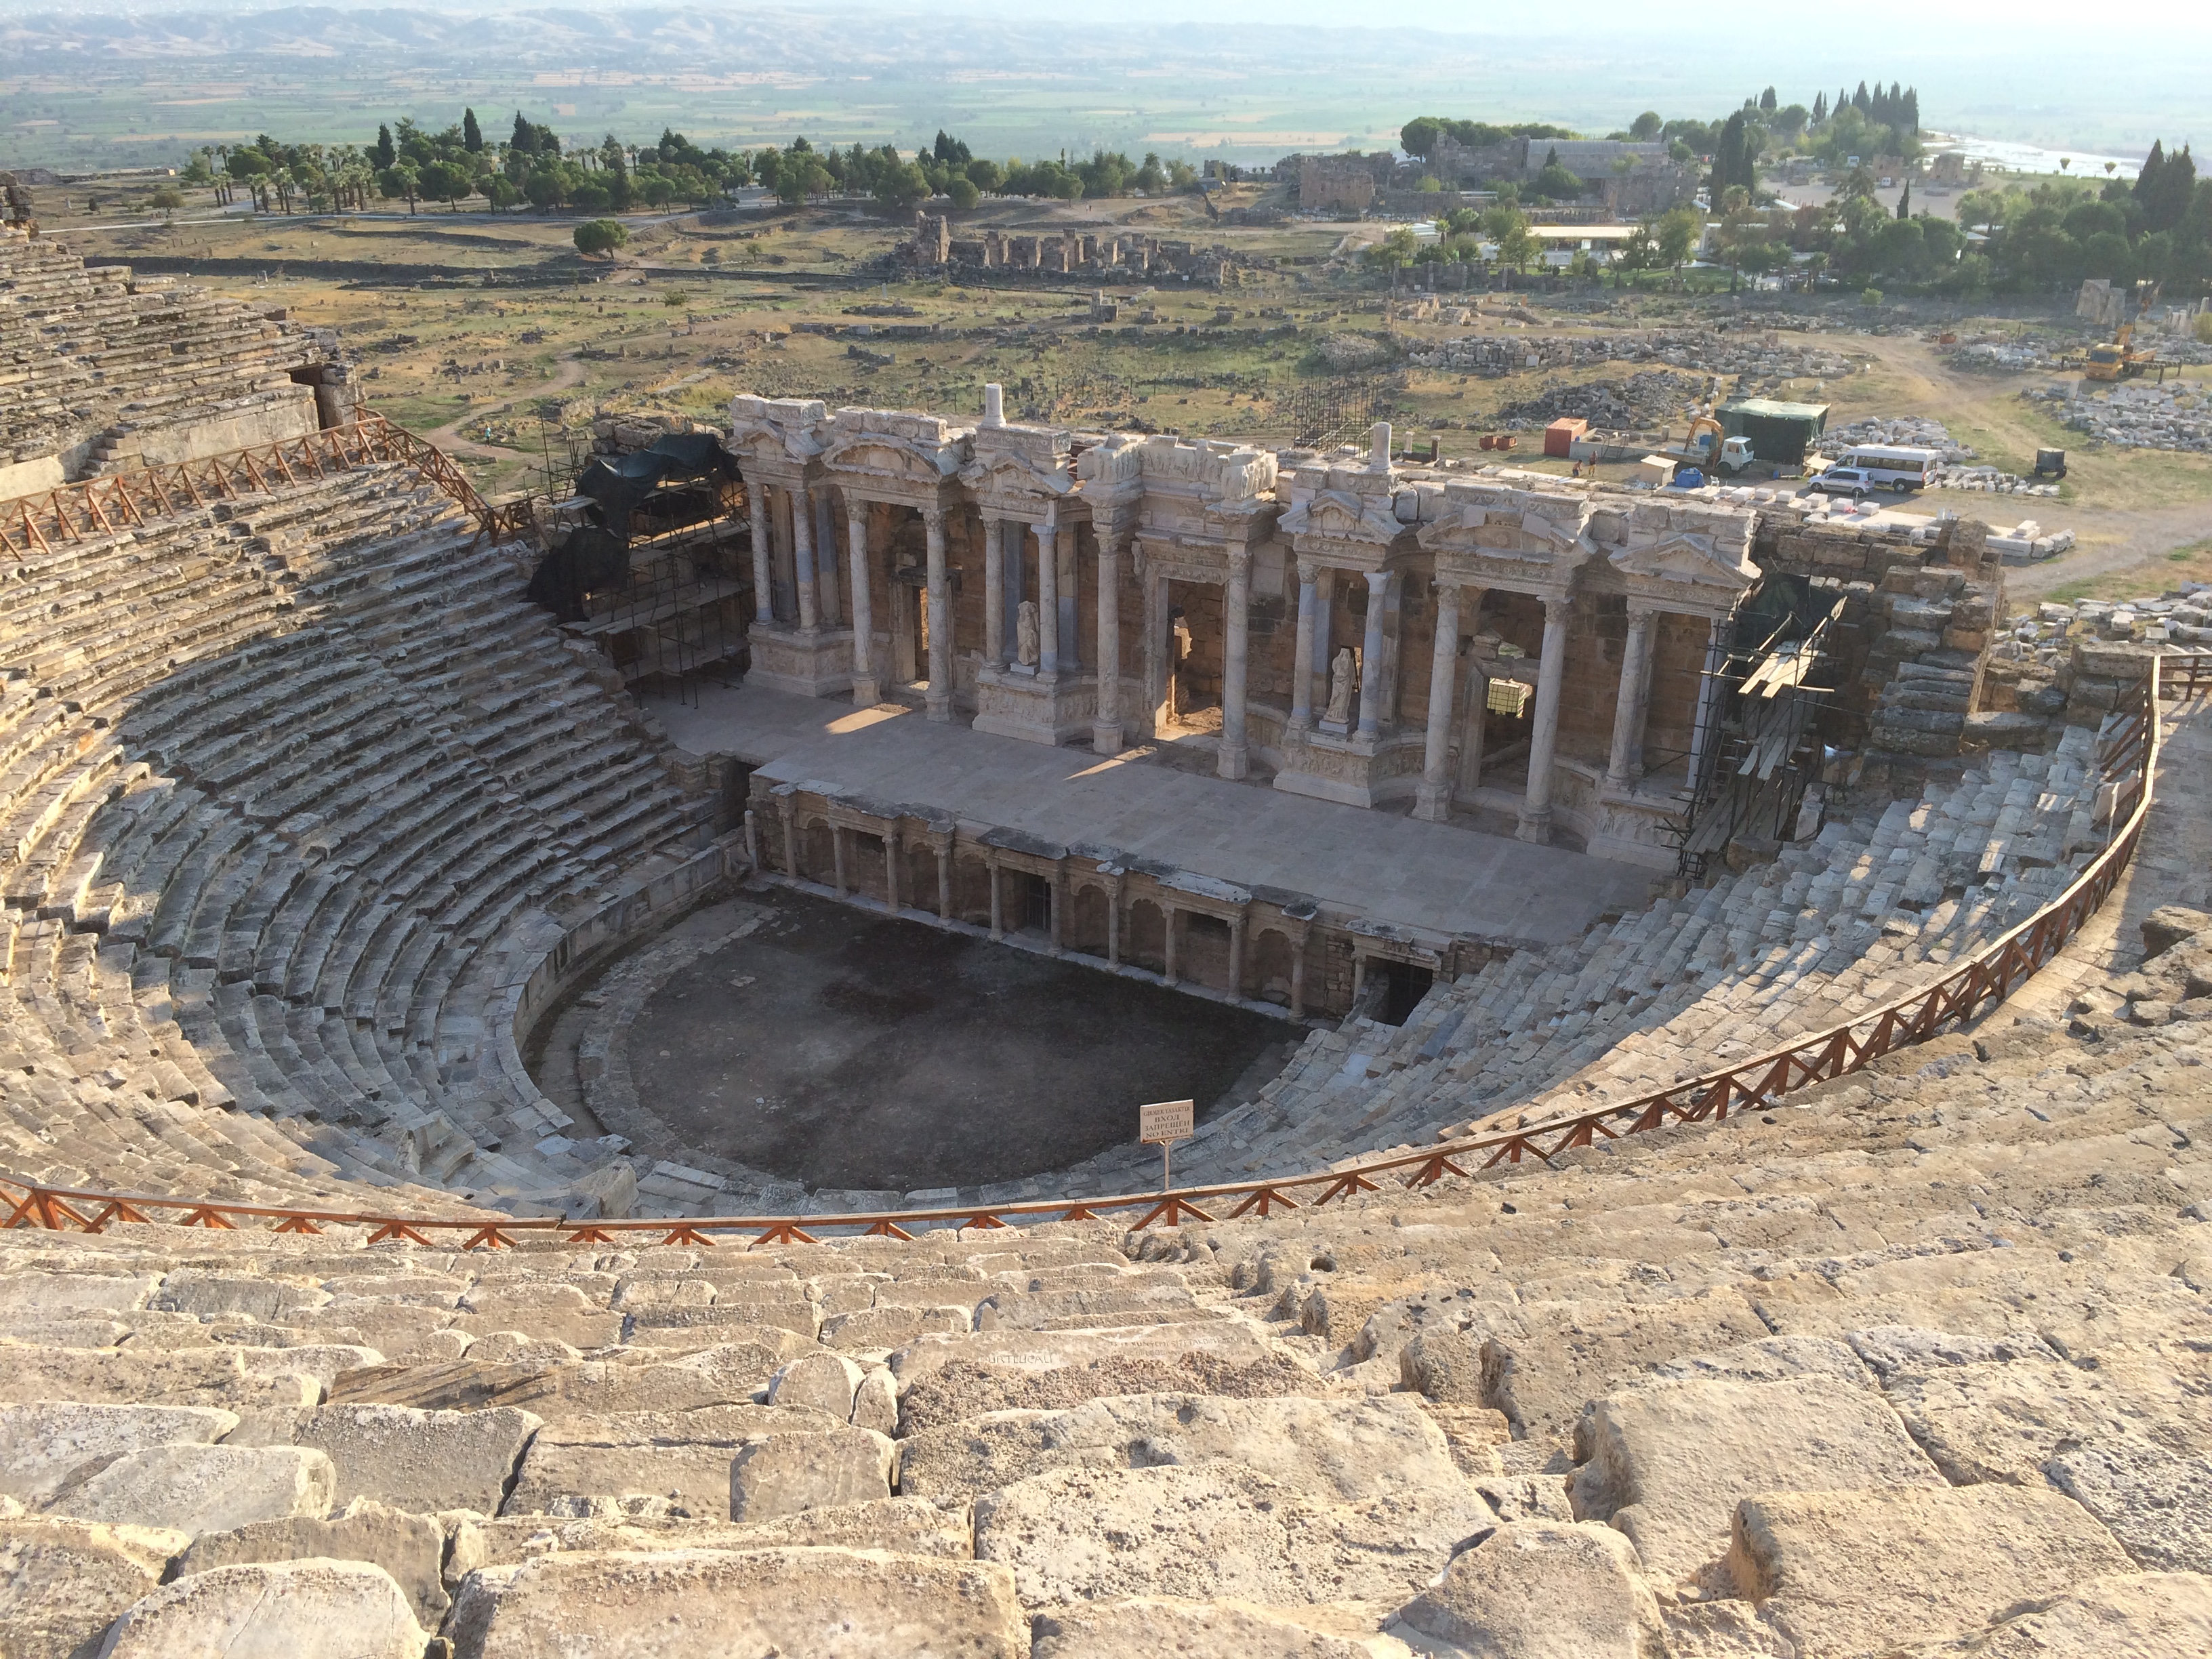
2082 281 2164 382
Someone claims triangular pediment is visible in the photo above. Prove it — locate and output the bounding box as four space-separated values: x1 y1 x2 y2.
1610 530 1759 590
1279 487 1401 546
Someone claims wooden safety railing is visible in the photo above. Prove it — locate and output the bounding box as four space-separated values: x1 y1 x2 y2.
0 412 523 556
0 654 2197 1249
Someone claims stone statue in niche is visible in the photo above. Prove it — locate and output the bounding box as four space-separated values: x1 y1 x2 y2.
1325 647 1355 726
1017 600 1040 668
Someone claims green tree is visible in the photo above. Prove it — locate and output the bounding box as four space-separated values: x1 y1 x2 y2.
947 176 980 210
1629 110 1662 141
1656 205 1700 269
874 162 930 211
463 108 483 153
1362 226 1418 270
419 159 472 211
1399 117 1443 160
966 157 1004 194
372 124 396 170
573 219 628 255
376 163 420 214
148 186 183 213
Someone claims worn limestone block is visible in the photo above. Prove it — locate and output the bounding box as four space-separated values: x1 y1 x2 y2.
1418 1401 1513 1477
972 1463 1479 1609
175 1498 451 1627
1922 1570 2212 1656
900 1392 1473 1510
852 1366 898 1435
150 1271 333 1323
1727 1483 2134 1656
1485 1292 1772 1438
1648 1336 1877 1391
2045 1437 2212 1574
0 1272 159 1319
2142 905 2212 959
972 1283 1200 1331
446 1496 972 1591
327 1338 798 1422
94 1558 427 1659
1570 1376 1943 1583
445 1546 1027 1659
1881 1358 2156 1486
1473 1473 1576 1524
1032 1597 1378 1658
0 1518 188 1659
54 1444 334 1536
1393 1521 1663 1658
766 1349 864 1418
821 1306 970 1352
728 1425 895 1521
291 1403 541 1515
0 1401 239 1503
892 1325 1313 1433
502 1405 840 1518
0 1347 319 1411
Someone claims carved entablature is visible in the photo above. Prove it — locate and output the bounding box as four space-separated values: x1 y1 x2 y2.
726 394 830 489
1122 435 1279 563
962 420 1077 523
1599 498 1760 617
1276 462 1420 571
819 407 975 508
1416 480 1599 598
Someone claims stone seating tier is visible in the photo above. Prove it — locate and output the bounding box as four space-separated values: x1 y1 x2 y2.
0 892 2207 1656
0 462 722 1219
0 228 325 472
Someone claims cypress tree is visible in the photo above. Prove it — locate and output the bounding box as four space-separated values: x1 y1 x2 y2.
1897 177 1911 219
463 108 483 153
510 111 535 156
1853 81 1871 113
1813 91 1828 125
372 124 395 170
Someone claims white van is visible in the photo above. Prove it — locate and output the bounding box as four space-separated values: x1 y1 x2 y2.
1828 445 1942 492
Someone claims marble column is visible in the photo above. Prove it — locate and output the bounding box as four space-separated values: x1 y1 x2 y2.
1356 570 1391 741
1219 548 1251 779
883 825 901 914
1517 595 1572 845
830 823 848 897
814 489 841 628
1288 559 1319 733
748 483 775 626
1093 531 1124 755
846 504 878 705
1414 581 1462 821
983 514 1006 669
1056 523 1080 670
1141 556 1168 735
1606 603 1658 790
1688 616 1725 793
1162 905 1179 986
924 507 951 722
792 485 820 633
1288 926 1309 1021
1106 877 1123 965
1033 516 1060 676
987 855 1004 941
933 829 953 918
778 794 798 878
1227 912 1246 1000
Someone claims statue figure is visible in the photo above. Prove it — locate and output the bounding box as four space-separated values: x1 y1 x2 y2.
1325 647 1355 726
1017 599 1040 668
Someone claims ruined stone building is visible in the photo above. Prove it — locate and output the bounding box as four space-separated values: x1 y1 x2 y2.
901 214 1229 281
729 390 1790 872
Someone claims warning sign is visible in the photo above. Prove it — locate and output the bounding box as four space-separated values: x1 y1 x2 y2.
1138 1099 1194 1146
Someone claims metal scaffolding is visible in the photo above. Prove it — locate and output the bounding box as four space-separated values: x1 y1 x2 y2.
1666 580 1844 881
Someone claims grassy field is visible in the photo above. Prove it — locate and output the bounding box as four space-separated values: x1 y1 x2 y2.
21 171 2211 599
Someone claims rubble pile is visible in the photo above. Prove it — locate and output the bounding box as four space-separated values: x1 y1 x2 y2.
1496 371 1702 430
1814 416 1973 461
2039 383 2212 453
1410 329 1852 382
1945 338 2057 371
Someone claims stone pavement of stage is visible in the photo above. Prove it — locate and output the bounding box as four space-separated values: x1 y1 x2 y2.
651 683 1657 946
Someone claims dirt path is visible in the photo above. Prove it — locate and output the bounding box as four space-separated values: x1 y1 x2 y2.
1847 335 2212 600
424 350 588 459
